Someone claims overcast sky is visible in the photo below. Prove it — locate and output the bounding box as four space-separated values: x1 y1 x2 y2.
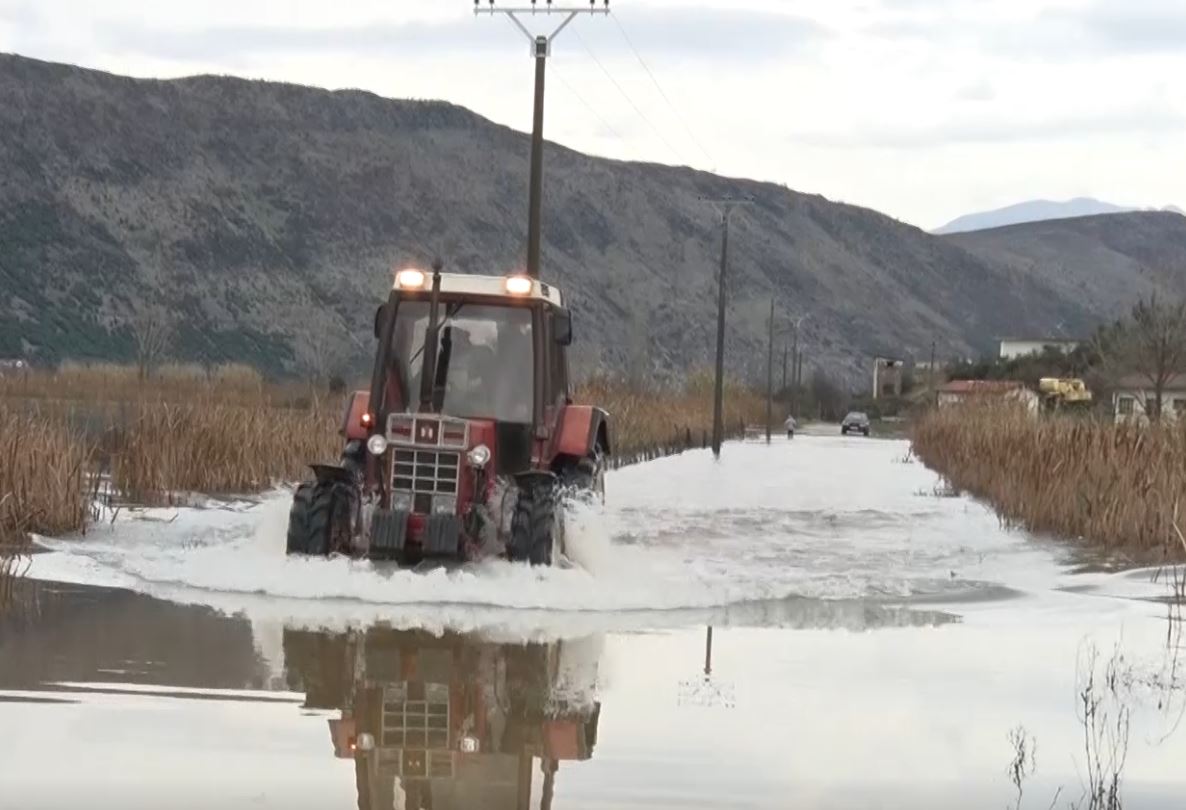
2 0 1183 228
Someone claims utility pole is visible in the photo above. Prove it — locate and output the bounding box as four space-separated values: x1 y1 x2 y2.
929 339 936 408
699 196 751 459
790 315 807 420
765 298 774 444
781 341 788 393
475 1 609 279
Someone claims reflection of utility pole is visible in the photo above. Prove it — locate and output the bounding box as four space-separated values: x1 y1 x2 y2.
765 298 774 444
704 625 713 676
476 1 610 279
700 197 751 459
677 625 734 709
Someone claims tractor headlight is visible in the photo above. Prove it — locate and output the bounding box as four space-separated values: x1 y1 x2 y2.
459 735 480 754
367 434 388 456
467 444 491 469
356 733 375 752
391 492 413 513
395 267 426 289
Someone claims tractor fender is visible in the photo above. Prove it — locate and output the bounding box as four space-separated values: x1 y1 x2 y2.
555 406 611 460
340 390 370 440
514 470 558 488
310 463 356 485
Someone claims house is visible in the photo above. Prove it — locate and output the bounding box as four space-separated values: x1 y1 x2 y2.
998 338 1080 360
937 379 1040 413
872 357 904 399
1112 374 1186 424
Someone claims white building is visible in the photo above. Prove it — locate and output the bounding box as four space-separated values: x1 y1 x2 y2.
1112 374 1186 424
998 338 1080 360
937 380 1040 414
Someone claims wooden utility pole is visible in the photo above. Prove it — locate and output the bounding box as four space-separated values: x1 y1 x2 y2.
476 1 609 279
699 196 751 458
765 298 774 444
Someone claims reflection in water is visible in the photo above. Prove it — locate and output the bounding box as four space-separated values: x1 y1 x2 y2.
282 626 602 810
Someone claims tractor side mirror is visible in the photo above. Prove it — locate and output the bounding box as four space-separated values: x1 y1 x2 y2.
553 308 573 346
373 304 386 339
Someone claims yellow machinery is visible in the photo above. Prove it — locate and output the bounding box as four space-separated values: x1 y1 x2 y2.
1038 377 1093 412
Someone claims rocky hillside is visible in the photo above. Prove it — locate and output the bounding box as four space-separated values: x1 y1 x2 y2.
0 53 1157 385
946 212 1186 325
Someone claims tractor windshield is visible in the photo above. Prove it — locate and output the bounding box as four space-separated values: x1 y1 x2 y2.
391 301 534 423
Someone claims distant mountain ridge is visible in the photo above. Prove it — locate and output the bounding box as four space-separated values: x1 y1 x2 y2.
935 198 1185 235
1 53 1184 384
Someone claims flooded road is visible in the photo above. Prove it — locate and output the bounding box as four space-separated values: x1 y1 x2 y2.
3 435 1184 809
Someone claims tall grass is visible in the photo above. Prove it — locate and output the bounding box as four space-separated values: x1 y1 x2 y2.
577 376 768 463
0 406 93 610
912 404 1186 559
112 397 342 502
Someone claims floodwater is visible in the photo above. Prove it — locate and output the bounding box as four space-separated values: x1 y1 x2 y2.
2 432 1184 809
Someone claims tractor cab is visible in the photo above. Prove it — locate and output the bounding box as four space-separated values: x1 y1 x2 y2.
286 266 609 566
282 625 603 810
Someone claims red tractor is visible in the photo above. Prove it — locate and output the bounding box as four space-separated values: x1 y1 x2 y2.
286 263 610 566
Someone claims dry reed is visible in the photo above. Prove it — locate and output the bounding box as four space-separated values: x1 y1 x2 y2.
576 375 768 463
912 404 1186 559
0 405 93 609
111 396 343 503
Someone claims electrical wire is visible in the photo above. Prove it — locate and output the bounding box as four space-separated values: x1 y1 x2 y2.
551 63 628 146
610 13 716 168
572 28 687 166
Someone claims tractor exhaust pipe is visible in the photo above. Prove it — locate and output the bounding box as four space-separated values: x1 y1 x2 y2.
418 258 444 413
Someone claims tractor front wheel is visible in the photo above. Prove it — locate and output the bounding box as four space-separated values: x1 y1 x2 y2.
508 478 560 566
286 479 354 556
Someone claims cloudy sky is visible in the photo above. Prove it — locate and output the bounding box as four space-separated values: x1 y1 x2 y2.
2 0 1183 228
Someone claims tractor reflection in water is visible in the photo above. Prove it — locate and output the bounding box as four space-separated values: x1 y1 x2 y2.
283 627 602 810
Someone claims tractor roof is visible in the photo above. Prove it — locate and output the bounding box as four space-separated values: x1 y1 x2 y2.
393 271 565 308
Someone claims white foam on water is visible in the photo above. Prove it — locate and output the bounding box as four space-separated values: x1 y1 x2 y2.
27 435 1169 630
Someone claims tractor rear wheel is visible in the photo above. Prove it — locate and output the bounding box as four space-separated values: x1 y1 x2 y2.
286 480 354 556
507 479 559 566
560 450 606 504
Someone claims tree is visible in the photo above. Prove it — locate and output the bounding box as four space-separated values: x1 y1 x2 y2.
131 306 173 380
1102 295 1186 422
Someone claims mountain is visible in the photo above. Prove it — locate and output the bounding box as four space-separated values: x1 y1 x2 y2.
0 53 1165 386
935 198 1183 235
945 212 1186 323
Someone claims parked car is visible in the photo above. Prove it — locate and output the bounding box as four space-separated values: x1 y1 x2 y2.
841 412 871 436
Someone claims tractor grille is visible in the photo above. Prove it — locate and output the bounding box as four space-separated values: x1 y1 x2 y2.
380 682 452 777
391 449 460 496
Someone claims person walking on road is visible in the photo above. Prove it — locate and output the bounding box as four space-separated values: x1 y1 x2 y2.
784 415 797 439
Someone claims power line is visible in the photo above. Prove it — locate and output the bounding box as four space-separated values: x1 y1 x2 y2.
610 13 715 168
572 28 687 165
551 63 627 145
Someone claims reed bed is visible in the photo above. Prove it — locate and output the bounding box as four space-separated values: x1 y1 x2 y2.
111 396 343 503
0 362 314 408
912 404 1186 559
577 377 768 465
0 405 93 610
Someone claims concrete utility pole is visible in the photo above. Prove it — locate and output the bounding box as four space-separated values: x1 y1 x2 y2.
699 196 751 458
765 298 775 444
790 315 807 420
781 341 788 392
929 339 936 408
475 0 609 279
